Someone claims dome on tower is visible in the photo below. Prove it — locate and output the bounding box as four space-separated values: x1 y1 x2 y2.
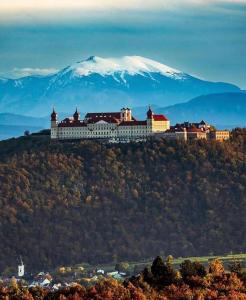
51 108 57 121
73 108 80 121
147 106 153 119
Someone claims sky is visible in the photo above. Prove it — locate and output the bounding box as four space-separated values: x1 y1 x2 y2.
0 0 246 88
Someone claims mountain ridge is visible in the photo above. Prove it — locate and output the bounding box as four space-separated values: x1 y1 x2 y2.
157 92 246 126
60 55 185 79
0 55 240 116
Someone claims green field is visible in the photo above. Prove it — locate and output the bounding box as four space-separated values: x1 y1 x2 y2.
82 253 246 274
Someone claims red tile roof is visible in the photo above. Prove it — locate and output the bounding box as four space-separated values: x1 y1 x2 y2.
87 116 119 124
119 120 147 126
153 115 169 121
186 126 203 133
57 110 168 128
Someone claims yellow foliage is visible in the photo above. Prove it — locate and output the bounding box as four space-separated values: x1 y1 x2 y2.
58 267 66 273
209 259 225 277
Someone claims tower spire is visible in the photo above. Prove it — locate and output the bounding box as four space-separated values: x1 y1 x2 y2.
73 107 80 121
51 107 58 121
147 105 153 119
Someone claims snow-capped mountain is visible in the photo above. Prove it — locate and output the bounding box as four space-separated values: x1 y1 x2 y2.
0 55 240 116
61 56 185 79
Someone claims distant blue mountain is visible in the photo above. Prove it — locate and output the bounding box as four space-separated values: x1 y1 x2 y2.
0 113 48 127
0 124 43 141
155 92 246 128
1 92 245 140
0 113 46 140
0 56 240 117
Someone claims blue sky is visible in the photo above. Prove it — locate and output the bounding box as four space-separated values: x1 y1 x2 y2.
0 0 245 87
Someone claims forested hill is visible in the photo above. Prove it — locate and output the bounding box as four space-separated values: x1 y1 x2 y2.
0 129 245 273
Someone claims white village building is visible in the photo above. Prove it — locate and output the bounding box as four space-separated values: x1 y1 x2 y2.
18 258 25 277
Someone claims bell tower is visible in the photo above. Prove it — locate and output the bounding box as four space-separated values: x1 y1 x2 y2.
50 108 58 139
73 107 80 122
51 108 58 126
147 106 154 133
18 257 25 277
121 107 132 121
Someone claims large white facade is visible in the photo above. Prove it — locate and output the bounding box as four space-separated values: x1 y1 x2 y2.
51 107 170 140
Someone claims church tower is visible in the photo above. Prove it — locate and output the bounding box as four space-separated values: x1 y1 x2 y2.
18 257 25 277
147 106 154 133
73 107 80 122
120 108 132 122
50 108 58 139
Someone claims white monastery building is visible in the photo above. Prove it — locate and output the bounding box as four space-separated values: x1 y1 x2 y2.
51 107 170 141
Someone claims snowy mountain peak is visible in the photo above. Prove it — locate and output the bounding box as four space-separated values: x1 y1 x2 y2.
85 55 98 62
63 55 185 79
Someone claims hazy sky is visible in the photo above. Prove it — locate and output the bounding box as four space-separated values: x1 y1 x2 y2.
0 0 245 87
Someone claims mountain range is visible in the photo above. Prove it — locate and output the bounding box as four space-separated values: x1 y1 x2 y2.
0 56 241 116
0 56 245 140
156 92 246 128
0 114 47 140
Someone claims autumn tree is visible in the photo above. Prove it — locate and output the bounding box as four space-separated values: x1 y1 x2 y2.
209 259 225 277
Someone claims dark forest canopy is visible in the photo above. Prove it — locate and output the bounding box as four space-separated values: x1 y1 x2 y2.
0 129 245 272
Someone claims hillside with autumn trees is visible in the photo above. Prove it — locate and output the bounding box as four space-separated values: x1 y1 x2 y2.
0 129 245 272
1 257 246 299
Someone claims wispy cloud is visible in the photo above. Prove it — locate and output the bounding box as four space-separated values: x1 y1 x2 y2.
11 68 58 78
1 0 245 24
1 0 246 12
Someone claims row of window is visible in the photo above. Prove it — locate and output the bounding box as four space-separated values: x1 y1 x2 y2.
57 129 149 134
56 131 149 137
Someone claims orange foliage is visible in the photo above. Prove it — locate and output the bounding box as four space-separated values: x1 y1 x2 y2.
1 263 246 300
